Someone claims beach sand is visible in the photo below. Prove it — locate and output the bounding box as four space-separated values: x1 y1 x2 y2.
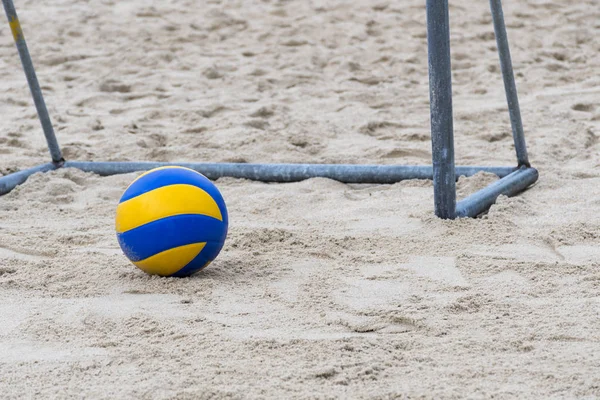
1 0 599 398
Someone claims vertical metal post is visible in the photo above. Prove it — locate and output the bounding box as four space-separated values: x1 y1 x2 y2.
490 0 529 167
2 0 63 163
426 0 456 219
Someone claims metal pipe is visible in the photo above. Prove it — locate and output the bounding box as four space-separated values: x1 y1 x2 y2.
0 162 532 221
2 0 63 163
63 161 516 183
490 0 529 167
426 0 456 219
455 166 538 218
0 163 58 195
0 160 538 222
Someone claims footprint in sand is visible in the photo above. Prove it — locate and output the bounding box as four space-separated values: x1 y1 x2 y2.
0 245 49 262
556 245 600 264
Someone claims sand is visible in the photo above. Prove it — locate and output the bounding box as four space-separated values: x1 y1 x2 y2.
1 0 599 398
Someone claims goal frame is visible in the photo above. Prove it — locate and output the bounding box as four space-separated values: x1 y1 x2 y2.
0 0 538 219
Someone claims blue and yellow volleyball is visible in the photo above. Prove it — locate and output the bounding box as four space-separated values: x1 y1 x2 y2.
115 166 228 277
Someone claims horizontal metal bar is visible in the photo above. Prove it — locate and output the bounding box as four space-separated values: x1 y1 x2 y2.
0 163 58 195
63 161 517 183
0 162 522 197
455 166 538 218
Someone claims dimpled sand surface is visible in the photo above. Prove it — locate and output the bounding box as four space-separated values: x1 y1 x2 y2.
0 0 599 398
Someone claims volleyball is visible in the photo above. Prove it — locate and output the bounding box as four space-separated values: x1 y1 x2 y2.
115 166 228 277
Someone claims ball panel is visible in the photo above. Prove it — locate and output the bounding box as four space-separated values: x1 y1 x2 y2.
115 183 223 234
121 167 226 211
121 166 229 226
133 242 206 277
120 166 200 202
171 241 224 277
125 166 183 186
117 214 227 262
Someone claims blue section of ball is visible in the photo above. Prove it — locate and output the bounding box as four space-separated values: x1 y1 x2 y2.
117 214 227 262
171 241 225 277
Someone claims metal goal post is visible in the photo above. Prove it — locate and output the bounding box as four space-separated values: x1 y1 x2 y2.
0 0 538 219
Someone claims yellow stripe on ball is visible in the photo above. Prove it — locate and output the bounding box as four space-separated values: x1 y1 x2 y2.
133 242 207 276
115 184 223 233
